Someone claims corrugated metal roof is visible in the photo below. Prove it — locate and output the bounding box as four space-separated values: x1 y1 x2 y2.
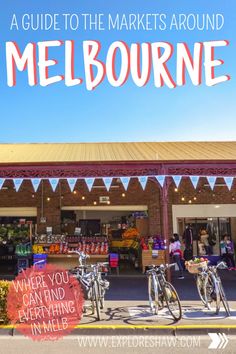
0 142 235 164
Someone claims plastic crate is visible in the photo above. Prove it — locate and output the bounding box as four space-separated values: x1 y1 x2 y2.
33 254 47 270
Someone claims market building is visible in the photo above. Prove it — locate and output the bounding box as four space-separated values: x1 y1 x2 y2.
0 141 236 276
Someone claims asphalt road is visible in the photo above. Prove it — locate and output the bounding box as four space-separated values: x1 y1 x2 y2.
106 269 236 301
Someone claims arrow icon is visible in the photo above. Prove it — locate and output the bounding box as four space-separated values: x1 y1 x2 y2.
208 332 229 349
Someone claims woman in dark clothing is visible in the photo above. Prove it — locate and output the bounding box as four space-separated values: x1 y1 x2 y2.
220 234 236 270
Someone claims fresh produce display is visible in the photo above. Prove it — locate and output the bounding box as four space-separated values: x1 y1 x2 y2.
15 243 31 256
122 227 139 239
187 257 208 264
185 257 208 274
140 236 167 251
33 234 109 255
0 225 29 243
32 244 45 254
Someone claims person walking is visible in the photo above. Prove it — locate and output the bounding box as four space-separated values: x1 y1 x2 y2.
220 234 236 270
169 234 184 279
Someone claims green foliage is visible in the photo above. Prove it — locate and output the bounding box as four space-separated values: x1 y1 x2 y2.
0 280 10 324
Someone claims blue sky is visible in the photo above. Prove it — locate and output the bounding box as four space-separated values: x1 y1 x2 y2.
0 0 235 143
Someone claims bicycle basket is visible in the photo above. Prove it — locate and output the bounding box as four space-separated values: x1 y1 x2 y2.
186 261 208 274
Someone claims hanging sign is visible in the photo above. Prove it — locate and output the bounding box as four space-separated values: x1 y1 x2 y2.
138 176 148 190
31 178 41 192
0 178 5 190
207 176 217 190
189 176 200 189
102 177 113 191
85 178 95 192
67 178 77 192
49 178 59 192
172 175 182 188
13 178 23 192
155 175 166 187
120 177 130 191
224 177 234 191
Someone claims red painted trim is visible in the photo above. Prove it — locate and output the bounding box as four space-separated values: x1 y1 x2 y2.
0 160 236 178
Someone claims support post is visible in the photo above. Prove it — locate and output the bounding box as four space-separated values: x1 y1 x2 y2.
161 177 171 280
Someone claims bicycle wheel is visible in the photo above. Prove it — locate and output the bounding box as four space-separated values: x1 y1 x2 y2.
148 275 158 314
92 280 101 321
219 281 231 316
196 275 207 306
163 282 182 321
205 273 220 314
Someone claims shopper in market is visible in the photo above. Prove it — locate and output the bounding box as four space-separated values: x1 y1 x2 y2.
169 234 184 279
220 234 236 270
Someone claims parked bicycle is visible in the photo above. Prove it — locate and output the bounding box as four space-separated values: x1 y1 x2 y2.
146 263 182 321
69 251 110 321
195 261 231 316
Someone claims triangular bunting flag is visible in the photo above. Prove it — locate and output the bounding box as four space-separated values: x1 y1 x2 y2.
85 178 95 192
138 176 148 190
172 175 182 188
120 177 130 191
102 177 113 191
49 178 59 192
13 178 23 192
67 178 77 192
207 176 217 190
224 177 234 191
155 175 166 188
0 178 5 190
190 176 200 189
31 178 41 192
